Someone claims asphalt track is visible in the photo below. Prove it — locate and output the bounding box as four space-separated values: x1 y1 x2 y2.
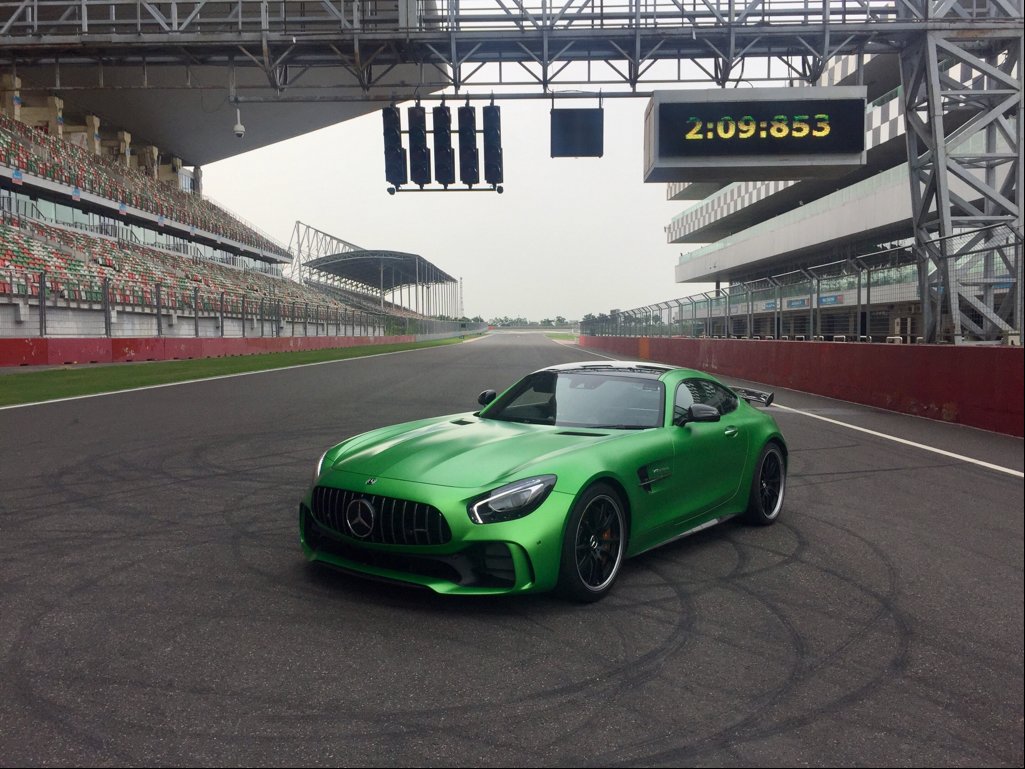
1 332 1022 767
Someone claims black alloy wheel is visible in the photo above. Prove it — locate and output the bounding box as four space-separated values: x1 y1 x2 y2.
558 483 626 602
745 442 786 525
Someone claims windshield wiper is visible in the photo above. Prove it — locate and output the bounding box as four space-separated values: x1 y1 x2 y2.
588 424 652 430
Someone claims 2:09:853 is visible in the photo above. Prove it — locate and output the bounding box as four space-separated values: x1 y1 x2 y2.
685 114 831 140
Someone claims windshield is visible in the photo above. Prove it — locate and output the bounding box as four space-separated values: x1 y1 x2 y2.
483 371 665 429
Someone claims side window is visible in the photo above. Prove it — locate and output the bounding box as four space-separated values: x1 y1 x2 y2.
681 378 738 415
712 383 738 415
674 381 696 417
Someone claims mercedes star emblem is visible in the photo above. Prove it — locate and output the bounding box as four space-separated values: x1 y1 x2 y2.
345 498 376 539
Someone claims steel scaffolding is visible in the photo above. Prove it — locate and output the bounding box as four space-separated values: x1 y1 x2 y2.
1 1 1020 98
899 0 1023 344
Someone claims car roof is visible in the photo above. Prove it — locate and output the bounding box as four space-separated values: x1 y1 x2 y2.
540 360 678 378
538 360 722 383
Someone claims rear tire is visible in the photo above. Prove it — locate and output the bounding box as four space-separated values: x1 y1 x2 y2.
557 483 626 602
745 442 786 525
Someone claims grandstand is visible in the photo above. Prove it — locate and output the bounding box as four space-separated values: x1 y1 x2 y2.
0 110 286 258
1 83 470 357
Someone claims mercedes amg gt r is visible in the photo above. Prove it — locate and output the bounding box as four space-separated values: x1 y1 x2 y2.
299 361 787 601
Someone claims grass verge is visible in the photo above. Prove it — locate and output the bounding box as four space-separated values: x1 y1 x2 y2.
0 337 471 408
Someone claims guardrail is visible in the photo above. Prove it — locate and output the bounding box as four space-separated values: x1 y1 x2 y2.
583 224 1022 346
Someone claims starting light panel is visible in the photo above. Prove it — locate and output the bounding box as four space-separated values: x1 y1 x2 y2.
643 87 867 182
458 106 480 186
433 106 456 187
483 105 504 185
381 107 408 187
380 103 505 192
407 106 431 187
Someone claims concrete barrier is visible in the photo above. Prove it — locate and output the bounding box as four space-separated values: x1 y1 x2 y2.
0 338 48 366
579 335 1024 437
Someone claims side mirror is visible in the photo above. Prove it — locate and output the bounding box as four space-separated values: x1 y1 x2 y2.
676 403 721 426
478 389 497 407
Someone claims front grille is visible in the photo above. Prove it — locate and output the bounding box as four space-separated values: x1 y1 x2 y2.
303 507 515 588
311 486 452 546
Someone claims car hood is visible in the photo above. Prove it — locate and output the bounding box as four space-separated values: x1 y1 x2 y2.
326 415 617 489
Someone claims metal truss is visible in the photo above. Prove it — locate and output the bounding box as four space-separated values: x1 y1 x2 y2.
899 0 1023 344
2 0 1021 99
289 220 363 287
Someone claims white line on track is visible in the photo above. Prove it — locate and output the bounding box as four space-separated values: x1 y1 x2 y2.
772 404 1023 478
0 346 431 412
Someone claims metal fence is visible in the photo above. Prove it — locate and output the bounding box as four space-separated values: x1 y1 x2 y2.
0 267 482 339
583 225 1022 346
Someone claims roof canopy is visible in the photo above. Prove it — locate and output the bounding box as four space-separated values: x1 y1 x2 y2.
307 251 456 293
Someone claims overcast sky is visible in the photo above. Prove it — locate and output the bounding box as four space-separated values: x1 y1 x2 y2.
202 96 707 322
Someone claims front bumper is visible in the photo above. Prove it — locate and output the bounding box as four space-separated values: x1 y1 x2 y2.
298 473 574 595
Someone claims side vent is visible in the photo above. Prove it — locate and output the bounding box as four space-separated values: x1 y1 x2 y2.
637 467 654 493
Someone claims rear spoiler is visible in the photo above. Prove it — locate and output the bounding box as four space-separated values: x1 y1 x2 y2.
732 387 775 407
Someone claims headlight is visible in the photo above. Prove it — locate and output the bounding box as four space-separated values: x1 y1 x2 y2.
312 449 330 486
311 439 355 486
468 475 557 524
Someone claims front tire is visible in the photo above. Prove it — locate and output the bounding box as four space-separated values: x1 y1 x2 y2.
557 483 626 602
745 442 786 525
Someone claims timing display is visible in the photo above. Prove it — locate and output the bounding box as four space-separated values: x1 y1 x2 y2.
644 87 867 182
658 98 865 158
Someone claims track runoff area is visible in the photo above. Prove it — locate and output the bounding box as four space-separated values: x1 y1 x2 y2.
1 332 1021 766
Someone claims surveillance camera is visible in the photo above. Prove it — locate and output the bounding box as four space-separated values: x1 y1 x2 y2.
233 121 246 139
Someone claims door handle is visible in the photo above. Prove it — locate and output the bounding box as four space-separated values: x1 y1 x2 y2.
724 426 739 437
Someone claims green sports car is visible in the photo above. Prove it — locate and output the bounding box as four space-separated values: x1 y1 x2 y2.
299 361 787 601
